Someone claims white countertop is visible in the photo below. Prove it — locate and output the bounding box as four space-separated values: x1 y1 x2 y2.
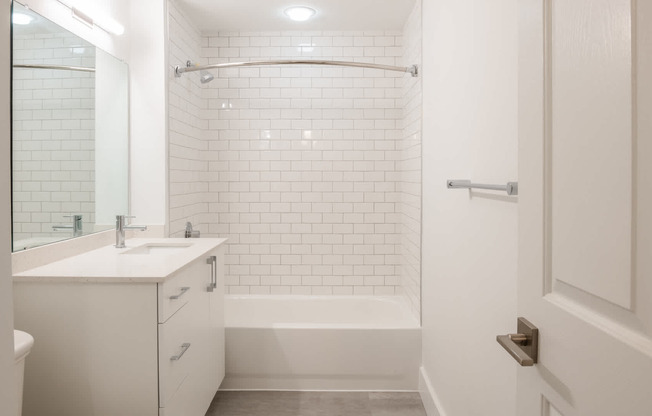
13 238 227 283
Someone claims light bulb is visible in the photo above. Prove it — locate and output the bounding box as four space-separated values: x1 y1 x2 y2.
13 13 34 25
284 6 316 22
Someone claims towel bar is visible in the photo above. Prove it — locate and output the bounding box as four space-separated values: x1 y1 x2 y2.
447 180 518 196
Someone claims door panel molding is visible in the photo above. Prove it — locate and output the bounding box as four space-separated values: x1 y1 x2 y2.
543 0 638 312
545 292 652 356
542 395 565 416
629 0 639 314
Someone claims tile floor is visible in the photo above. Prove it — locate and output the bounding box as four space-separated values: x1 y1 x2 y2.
205 391 427 416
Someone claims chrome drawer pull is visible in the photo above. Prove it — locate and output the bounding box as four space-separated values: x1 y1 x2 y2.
169 287 190 300
206 256 217 291
210 256 217 288
170 343 191 361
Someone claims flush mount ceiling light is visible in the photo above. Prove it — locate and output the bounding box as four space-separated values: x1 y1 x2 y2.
284 6 316 22
12 13 34 25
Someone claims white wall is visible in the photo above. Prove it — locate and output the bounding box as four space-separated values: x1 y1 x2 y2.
420 0 518 415
1 2 16 413
95 48 129 225
129 0 168 228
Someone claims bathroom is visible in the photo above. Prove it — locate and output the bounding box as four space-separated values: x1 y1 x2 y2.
1 0 651 415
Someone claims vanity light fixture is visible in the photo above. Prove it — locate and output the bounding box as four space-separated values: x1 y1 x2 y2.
284 6 316 22
94 15 125 36
12 13 34 25
71 7 93 29
56 0 125 35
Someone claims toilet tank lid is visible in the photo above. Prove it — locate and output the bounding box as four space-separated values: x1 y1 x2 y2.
14 330 34 361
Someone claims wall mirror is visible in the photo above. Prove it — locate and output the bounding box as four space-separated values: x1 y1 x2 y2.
11 2 129 251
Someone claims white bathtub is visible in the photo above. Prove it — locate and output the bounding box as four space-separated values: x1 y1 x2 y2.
222 295 421 391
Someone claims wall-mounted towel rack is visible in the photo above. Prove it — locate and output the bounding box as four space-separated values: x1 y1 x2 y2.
447 180 518 196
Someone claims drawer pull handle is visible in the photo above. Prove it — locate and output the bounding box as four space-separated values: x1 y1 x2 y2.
206 256 217 292
170 343 191 361
169 287 190 300
210 255 218 288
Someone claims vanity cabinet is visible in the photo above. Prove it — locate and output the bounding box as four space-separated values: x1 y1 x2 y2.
158 249 225 416
13 239 226 416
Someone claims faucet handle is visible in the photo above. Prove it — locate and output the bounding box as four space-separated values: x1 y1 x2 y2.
116 215 135 225
184 222 200 238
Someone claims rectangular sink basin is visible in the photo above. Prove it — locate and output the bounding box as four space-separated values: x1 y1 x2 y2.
122 243 193 255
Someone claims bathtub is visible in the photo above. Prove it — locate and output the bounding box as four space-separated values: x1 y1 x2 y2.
222 295 421 391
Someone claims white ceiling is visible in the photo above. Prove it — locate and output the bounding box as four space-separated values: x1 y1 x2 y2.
177 0 417 33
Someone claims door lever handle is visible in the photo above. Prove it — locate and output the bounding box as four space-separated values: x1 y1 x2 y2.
496 317 538 366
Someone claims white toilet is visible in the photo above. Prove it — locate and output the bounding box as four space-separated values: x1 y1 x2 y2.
14 330 34 416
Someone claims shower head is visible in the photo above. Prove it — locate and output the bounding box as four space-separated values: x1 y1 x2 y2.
180 61 215 84
200 70 214 84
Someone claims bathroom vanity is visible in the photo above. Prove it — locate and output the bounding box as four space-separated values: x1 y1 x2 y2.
12 238 227 416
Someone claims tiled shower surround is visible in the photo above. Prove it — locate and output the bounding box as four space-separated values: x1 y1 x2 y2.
168 1 421 315
398 1 422 318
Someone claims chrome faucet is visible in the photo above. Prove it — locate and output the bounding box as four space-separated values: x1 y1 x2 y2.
52 214 83 237
185 222 200 238
115 215 147 248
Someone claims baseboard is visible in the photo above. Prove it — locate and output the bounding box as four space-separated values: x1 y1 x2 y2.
219 388 420 392
419 367 447 416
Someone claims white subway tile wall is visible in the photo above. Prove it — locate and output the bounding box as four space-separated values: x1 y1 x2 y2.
168 2 421 308
168 0 210 238
398 2 422 318
12 32 96 243
205 31 405 297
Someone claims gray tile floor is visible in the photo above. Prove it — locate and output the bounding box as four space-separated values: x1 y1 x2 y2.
205 391 427 416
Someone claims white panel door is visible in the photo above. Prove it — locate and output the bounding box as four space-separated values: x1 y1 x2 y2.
517 0 652 415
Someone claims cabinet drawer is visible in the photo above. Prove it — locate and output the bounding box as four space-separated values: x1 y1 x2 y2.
158 275 194 324
158 258 209 323
158 300 196 407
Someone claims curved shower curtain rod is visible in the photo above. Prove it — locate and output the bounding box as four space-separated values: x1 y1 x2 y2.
13 64 95 73
175 59 419 78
